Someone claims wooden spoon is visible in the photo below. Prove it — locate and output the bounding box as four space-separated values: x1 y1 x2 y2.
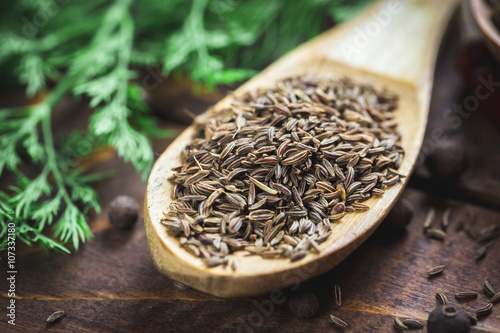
144 0 459 298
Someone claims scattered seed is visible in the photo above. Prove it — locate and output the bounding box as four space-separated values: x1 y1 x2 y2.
330 314 348 328
491 292 500 304
442 208 451 230
423 208 435 230
476 303 493 316
475 246 487 261
464 227 478 241
484 279 496 298
402 318 424 329
173 281 190 290
435 292 449 305
454 292 478 300
394 316 408 330
333 284 342 307
425 228 446 241
428 265 446 277
476 225 500 243
46 310 64 323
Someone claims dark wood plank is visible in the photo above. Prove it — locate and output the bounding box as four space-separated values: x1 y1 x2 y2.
2 14 500 333
1 182 499 332
412 21 500 210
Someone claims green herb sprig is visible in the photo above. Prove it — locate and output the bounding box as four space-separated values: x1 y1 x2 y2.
0 0 370 253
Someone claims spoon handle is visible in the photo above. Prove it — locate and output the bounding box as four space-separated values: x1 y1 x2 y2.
265 0 459 89
319 0 459 85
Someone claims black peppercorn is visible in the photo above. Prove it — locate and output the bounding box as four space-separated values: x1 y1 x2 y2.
427 304 470 333
426 140 467 181
286 292 318 318
108 195 139 230
384 197 414 228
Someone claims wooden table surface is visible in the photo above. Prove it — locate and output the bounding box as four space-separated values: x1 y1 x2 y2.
1 21 500 333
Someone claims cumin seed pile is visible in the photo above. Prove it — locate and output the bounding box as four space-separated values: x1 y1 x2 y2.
162 77 404 267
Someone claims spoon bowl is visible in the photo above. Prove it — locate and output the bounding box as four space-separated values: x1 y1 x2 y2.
144 0 458 298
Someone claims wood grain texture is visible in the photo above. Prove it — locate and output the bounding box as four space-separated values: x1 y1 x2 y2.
2 3 500 333
2 187 499 333
144 0 460 297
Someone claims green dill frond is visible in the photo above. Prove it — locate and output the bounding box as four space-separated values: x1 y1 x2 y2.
0 0 370 253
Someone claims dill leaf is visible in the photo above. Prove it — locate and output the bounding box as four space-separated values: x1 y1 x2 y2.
0 0 371 253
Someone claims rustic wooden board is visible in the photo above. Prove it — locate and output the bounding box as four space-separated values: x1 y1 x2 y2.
2 13 500 333
1 184 499 332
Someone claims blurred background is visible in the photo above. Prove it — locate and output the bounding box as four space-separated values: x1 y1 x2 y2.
1 0 500 332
